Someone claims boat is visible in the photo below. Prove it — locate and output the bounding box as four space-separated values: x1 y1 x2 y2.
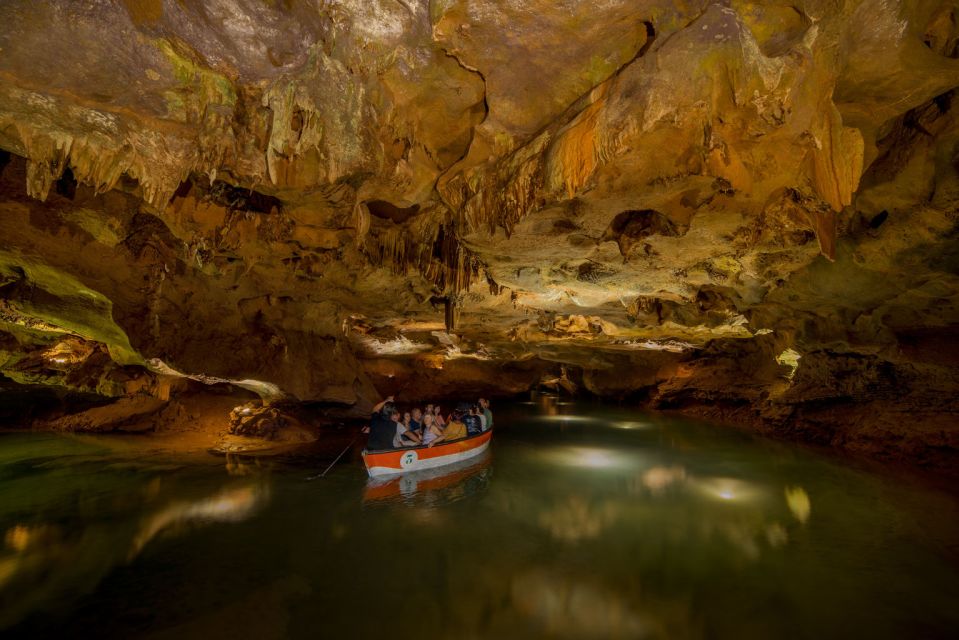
362 429 493 477
363 451 492 504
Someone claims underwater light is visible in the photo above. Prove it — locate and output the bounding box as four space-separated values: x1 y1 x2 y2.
581 449 615 468
785 486 811 523
542 446 641 470
540 415 593 423
692 477 759 502
612 421 650 430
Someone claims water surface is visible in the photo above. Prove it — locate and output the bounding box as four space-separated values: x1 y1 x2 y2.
1 398 957 639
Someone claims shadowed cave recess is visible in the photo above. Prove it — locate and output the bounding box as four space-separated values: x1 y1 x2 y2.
0 0 958 472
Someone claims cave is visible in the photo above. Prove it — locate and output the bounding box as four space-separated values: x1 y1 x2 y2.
1 1 958 638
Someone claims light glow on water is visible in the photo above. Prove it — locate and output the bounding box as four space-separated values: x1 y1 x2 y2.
612 420 651 430
541 446 643 471
785 486 812 523
539 415 594 423
693 477 762 503
579 448 616 468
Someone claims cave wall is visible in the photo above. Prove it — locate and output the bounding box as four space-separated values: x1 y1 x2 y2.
0 0 957 467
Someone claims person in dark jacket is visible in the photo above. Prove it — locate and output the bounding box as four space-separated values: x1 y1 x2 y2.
463 405 483 436
366 396 397 451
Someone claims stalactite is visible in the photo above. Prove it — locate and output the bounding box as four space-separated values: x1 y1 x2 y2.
444 298 456 332
486 272 502 296
4 116 196 210
458 148 547 238
809 104 864 215
546 96 606 199
261 52 372 189
360 211 488 334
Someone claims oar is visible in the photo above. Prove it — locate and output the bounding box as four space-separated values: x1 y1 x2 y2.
306 434 359 481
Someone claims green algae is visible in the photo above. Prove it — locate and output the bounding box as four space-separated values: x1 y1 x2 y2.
156 39 237 122
58 208 123 247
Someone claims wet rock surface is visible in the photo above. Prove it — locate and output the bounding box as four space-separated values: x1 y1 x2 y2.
229 404 288 440
0 1 957 471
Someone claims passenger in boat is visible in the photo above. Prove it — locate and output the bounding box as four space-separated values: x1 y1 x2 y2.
429 409 466 446
421 413 441 446
463 405 483 436
475 401 487 431
367 395 397 451
479 398 493 430
409 408 423 434
433 405 446 428
393 410 422 448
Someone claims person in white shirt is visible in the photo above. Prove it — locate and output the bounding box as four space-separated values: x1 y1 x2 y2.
479 398 493 430
421 413 441 446
391 410 421 448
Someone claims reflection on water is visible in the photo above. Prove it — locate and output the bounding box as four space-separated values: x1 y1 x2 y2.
0 475 270 630
1 402 958 639
130 483 269 557
511 569 654 638
1 479 270 586
363 452 492 507
536 494 621 541
785 485 812 523
637 464 687 493
0 436 271 632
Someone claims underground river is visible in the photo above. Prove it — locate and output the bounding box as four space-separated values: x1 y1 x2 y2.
1 398 957 639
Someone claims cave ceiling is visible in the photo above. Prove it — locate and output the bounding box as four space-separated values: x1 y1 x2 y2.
1 0 959 415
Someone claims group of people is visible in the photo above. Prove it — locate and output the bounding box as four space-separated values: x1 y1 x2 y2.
365 396 493 451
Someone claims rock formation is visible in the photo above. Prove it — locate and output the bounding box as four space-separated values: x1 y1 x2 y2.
1 0 957 468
